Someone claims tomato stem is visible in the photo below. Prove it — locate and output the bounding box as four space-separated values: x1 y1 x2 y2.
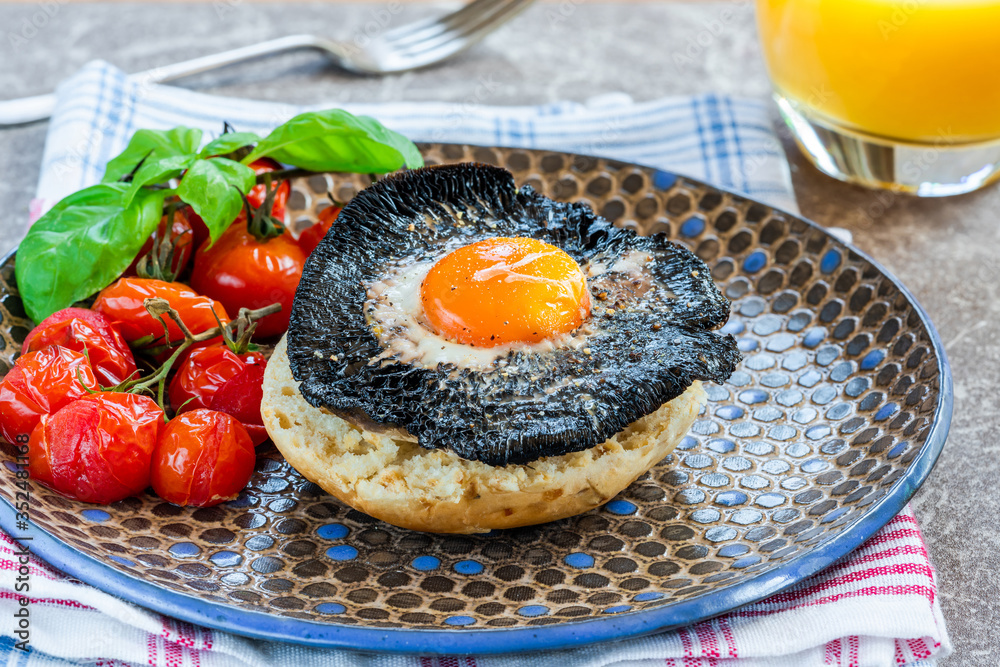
136 205 191 283
145 298 198 342
243 174 286 242
119 298 282 414
131 336 194 406
75 366 100 394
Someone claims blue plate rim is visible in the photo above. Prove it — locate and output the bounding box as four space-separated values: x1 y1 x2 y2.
0 157 953 656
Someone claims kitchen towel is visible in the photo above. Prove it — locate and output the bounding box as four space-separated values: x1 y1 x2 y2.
2 60 950 667
33 60 796 217
0 509 949 667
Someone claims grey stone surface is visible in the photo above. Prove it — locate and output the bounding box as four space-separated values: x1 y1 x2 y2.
0 2 992 664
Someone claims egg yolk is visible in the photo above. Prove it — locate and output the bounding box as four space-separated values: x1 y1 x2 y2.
420 237 591 347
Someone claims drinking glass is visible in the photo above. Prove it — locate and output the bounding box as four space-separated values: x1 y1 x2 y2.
756 0 1000 196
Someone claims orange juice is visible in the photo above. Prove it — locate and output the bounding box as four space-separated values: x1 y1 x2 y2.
756 0 1000 143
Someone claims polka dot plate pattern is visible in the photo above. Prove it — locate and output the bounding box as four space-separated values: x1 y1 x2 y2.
0 145 952 655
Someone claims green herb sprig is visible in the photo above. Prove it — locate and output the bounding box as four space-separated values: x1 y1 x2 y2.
16 109 423 323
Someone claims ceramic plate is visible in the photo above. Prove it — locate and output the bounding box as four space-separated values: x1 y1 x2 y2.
0 144 952 655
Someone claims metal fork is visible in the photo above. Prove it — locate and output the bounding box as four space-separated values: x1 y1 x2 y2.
0 0 533 126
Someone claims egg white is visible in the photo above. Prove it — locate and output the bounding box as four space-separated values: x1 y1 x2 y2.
364 248 657 373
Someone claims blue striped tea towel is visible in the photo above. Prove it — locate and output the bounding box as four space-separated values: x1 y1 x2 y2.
33 60 796 220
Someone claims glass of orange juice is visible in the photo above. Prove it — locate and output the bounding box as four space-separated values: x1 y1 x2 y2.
756 0 1000 196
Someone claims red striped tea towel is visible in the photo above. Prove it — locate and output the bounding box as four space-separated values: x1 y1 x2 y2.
0 506 949 667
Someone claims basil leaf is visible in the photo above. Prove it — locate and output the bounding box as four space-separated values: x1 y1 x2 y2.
101 127 202 183
15 184 167 322
199 132 261 158
176 157 256 243
123 154 196 207
245 110 423 173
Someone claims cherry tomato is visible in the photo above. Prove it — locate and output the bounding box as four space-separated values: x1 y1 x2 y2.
22 308 111 350
190 224 305 339
168 344 266 414
151 409 255 507
93 277 229 347
248 158 290 220
28 392 163 504
186 158 290 249
21 308 136 386
125 210 194 279
297 205 341 256
0 346 99 445
209 361 268 445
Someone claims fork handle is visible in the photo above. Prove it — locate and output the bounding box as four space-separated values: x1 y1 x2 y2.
0 34 324 126
0 93 56 126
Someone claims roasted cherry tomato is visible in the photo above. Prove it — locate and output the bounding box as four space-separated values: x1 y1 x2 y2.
209 361 268 445
248 158 290 219
297 204 341 256
168 343 265 414
21 308 136 386
0 346 99 445
186 158 290 249
151 409 256 507
93 277 229 347
28 392 163 504
22 308 112 352
190 224 305 339
125 210 194 280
